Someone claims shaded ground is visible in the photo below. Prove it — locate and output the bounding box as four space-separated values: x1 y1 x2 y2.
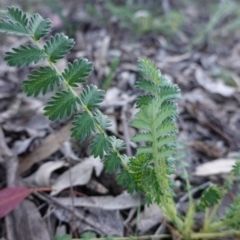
1 0 240 239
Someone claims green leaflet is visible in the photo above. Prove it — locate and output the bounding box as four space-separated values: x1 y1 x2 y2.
231 161 240 176
109 136 125 151
5 45 46 67
196 185 222 212
136 79 159 94
62 58 93 87
0 20 29 36
44 33 74 63
104 151 121 173
131 132 152 142
44 90 77 120
0 7 28 27
116 169 138 193
136 95 154 108
221 195 240 229
93 109 111 130
80 85 104 110
0 7 29 36
71 111 95 141
28 13 51 40
138 58 161 84
90 134 111 158
23 67 60 96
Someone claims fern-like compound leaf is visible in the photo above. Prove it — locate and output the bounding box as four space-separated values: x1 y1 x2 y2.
104 151 121 173
62 58 93 87
90 134 111 158
28 13 51 40
23 67 60 97
44 91 77 120
196 185 222 212
80 85 104 110
94 109 111 130
129 58 180 201
4 45 46 67
44 33 74 63
71 111 95 141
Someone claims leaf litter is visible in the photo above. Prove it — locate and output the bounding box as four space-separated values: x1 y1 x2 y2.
1 0 240 239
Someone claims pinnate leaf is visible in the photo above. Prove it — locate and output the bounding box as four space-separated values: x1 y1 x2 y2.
0 187 32 218
63 58 93 87
28 13 51 40
90 134 111 158
5 45 46 67
23 67 60 96
71 111 95 141
44 33 74 63
44 91 77 120
80 85 104 110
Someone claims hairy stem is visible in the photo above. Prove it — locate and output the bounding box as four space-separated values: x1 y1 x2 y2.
151 102 184 232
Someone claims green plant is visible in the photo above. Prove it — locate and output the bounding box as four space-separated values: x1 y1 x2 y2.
87 1 184 36
1 6 240 240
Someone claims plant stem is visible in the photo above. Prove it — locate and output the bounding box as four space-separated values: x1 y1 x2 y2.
191 229 240 239
72 234 171 240
207 211 240 232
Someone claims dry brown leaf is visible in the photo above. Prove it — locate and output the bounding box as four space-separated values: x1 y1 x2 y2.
194 158 236 176
19 124 71 174
157 52 191 63
51 157 103 195
54 207 123 236
57 192 143 210
195 67 235 97
86 179 109 194
186 140 226 158
34 160 66 187
11 200 51 240
137 204 164 234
